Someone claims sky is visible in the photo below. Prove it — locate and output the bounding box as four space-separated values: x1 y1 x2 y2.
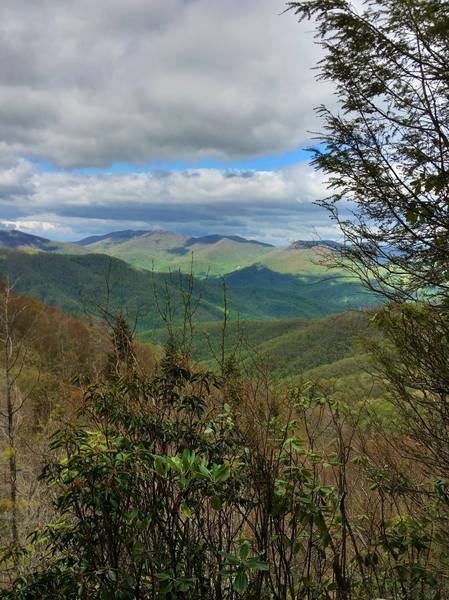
0 0 336 245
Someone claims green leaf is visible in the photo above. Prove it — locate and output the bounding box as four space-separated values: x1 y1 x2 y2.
246 559 269 571
239 540 250 560
197 462 211 479
154 456 169 477
233 570 248 593
314 511 331 548
212 462 230 483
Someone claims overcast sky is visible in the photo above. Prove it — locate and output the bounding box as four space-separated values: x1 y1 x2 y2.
0 0 335 244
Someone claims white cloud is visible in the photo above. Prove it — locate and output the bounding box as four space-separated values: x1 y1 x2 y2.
0 156 334 244
0 218 66 235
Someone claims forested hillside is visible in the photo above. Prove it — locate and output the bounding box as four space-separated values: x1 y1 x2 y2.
148 310 374 377
0 250 377 329
0 228 350 278
148 310 385 411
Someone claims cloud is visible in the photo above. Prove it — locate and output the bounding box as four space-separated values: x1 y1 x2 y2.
0 219 66 235
0 156 335 244
0 0 329 167
0 1 338 243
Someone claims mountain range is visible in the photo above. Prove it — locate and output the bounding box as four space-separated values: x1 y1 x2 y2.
71 229 342 276
0 227 377 336
0 227 382 403
0 228 343 276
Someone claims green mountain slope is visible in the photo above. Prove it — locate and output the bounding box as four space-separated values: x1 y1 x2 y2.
0 229 87 254
257 245 337 275
146 310 384 404
223 265 375 316
81 230 274 276
0 250 378 331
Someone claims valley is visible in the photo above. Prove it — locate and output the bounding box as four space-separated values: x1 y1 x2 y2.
0 228 377 327
0 228 383 413
0 227 381 400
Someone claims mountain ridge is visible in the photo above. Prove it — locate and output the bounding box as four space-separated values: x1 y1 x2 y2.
0 248 377 332
75 229 151 246
0 227 346 279
0 229 86 254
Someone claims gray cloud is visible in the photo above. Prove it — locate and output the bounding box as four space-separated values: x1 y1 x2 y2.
0 157 336 244
0 1 339 243
0 0 329 167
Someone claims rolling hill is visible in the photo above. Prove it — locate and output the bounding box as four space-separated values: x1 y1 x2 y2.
0 249 378 332
1 228 351 281
1 275 383 413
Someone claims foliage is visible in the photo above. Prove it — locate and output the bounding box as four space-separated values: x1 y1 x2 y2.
288 0 449 302
0 250 377 332
0 284 158 586
1 317 447 598
370 302 449 479
284 3 449 597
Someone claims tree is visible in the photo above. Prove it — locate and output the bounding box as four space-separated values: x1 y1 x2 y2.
370 303 449 479
3 316 415 600
0 282 40 566
288 0 449 301
286 2 449 592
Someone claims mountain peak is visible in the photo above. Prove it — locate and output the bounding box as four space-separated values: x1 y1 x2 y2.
185 234 273 248
0 229 54 249
75 230 150 246
288 240 342 251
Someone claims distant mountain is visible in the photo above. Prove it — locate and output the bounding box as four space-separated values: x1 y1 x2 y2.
185 234 273 248
75 229 345 277
0 229 53 250
289 240 342 250
75 229 150 246
0 229 86 254
1 228 346 280
78 230 274 249
77 229 275 276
